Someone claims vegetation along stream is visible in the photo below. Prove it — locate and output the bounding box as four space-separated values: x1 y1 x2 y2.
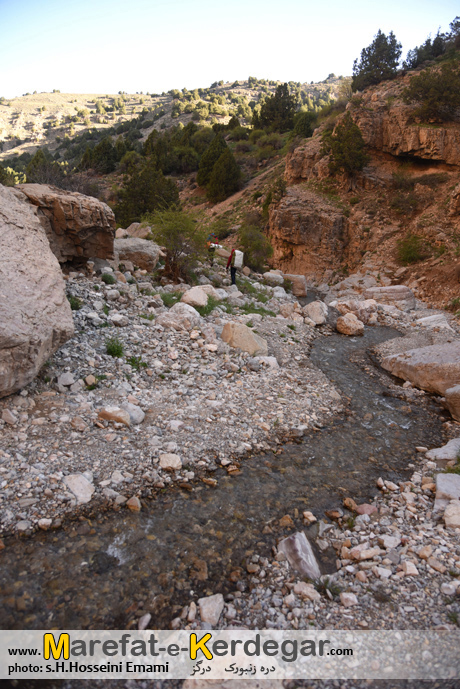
0 327 445 630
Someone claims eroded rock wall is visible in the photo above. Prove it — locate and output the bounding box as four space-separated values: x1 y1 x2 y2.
268 186 348 276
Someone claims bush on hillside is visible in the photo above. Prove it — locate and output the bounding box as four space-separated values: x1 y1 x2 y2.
238 225 273 272
25 149 64 185
114 163 179 226
397 234 428 264
292 111 317 138
402 62 460 121
321 113 370 177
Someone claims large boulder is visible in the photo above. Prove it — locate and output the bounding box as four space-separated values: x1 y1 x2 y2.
221 322 268 355
263 271 284 286
114 238 161 272
381 341 460 396
16 184 115 263
156 302 202 331
199 284 222 300
336 312 364 336
363 285 415 311
181 286 208 308
283 273 308 297
0 185 74 398
303 300 328 325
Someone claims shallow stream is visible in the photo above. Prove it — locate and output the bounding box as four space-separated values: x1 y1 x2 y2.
0 327 445 630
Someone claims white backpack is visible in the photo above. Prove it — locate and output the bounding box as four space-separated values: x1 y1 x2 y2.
233 250 244 268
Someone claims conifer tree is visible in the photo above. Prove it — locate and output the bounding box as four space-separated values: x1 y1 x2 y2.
206 148 241 203
352 30 402 92
196 134 226 187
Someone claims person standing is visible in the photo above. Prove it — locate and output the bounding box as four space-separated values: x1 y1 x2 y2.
207 233 217 266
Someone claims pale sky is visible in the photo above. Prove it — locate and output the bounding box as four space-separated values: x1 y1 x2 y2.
1 0 458 98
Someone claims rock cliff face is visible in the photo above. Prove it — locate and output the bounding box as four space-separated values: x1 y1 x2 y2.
273 72 460 286
16 184 115 263
0 184 74 398
348 77 460 165
268 186 348 276
285 82 460 189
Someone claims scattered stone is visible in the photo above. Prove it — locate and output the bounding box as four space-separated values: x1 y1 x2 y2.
445 385 460 422
444 500 460 528
98 407 131 427
340 592 358 607
221 322 268 356
336 312 364 336
58 372 75 387
363 285 415 311
121 402 145 425
402 561 419 576
283 274 308 297
159 453 182 470
434 473 460 511
138 613 151 630
278 531 321 579
302 511 317 524
2 409 17 425
126 496 141 512
197 593 224 626
63 474 95 504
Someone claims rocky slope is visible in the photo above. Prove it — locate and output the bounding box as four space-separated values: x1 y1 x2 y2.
268 72 460 313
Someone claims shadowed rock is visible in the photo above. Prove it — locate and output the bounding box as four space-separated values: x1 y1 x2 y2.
17 183 115 263
0 184 74 398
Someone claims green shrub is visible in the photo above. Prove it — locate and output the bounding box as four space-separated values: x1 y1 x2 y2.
67 295 82 310
106 336 124 357
292 111 317 138
238 225 273 272
114 163 179 227
160 291 182 307
321 113 370 176
101 273 116 285
236 277 269 303
390 191 418 215
240 304 276 317
127 355 147 370
446 297 460 312
249 129 265 144
146 210 206 281
253 83 297 132
403 62 460 121
195 296 221 316
397 235 427 264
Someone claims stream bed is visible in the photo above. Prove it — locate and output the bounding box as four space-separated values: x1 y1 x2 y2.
0 327 445 630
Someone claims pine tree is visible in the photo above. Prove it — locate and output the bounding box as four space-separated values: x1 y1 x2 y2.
206 148 241 203
352 30 402 92
114 163 179 226
196 134 227 187
257 83 297 132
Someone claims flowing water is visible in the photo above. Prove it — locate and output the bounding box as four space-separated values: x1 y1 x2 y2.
0 327 445 630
